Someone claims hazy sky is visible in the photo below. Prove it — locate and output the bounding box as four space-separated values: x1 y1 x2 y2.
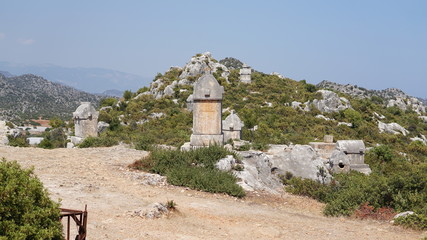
1 0 426 97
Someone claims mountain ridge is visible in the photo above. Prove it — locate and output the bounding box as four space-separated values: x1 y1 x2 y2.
0 73 102 122
0 61 150 93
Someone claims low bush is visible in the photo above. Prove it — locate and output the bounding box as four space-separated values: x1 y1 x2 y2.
78 136 118 148
7 135 28 147
0 159 63 239
394 213 427 230
130 146 245 198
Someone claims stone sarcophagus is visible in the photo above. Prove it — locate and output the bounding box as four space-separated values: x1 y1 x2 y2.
190 74 224 146
73 102 99 138
336 140 371 174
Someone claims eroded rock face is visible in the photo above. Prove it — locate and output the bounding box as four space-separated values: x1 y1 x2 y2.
387 97 426 115
312 90 351 113
378 121 409 136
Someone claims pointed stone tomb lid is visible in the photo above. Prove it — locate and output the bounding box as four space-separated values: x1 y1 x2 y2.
223 110 244 130
73 102 99 119
193 73 224 100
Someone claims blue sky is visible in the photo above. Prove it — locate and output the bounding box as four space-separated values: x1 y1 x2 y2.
1 0 426 97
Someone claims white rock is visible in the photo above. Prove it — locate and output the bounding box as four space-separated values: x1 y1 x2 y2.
378 121 409 136
312 90 351 113
394 211 414 219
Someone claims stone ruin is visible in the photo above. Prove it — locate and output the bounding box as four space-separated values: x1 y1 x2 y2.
222 110 244 142
239 64 251 84
190 74 224 147
310 136 371 174
335 140 371 174
72 102 99 143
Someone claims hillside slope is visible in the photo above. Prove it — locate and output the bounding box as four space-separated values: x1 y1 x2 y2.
0 74 102 121
96 52 426 158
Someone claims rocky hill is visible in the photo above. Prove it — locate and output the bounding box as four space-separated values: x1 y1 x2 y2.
0 74 102 121
96 52 426 152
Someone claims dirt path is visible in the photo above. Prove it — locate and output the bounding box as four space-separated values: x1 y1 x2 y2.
1 145 424 240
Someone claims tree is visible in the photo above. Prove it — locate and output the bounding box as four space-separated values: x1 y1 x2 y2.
49 117 65 129
123 90 133 101
0 159 63 239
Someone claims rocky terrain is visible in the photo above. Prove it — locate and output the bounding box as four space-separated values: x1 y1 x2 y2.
0 145 424 240
0 73 102 121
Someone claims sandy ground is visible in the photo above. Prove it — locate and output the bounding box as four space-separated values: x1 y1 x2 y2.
1 145 425 240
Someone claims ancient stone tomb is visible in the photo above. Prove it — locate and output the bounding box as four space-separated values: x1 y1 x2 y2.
190 74 224 147
73 102 99 138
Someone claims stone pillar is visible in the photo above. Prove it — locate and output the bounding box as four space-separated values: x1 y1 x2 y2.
73 102 99 138
239 64 252 84
222 110 244 142
190 74 224 146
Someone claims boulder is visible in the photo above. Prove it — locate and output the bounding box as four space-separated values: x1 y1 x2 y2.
267 144 332 183
234 151 283 193
215 155 236 171
378 121 409 136
131 203 169 219
312 90 351 113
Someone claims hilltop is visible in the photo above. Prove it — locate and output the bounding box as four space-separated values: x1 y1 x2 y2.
96 52 426 153
0 73 102 122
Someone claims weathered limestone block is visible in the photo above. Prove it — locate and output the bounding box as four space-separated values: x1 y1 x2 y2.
73 102 99 138
190 74 224 147
222 110 244 142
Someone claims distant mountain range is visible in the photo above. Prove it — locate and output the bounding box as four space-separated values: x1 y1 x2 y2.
0 61 150 94
0 73 102 121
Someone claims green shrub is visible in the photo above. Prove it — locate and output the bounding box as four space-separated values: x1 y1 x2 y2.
131 146 245 198
394 213 427 230
78 136 118 148
285 177 333 202
0 159 63 239
7 135 29 147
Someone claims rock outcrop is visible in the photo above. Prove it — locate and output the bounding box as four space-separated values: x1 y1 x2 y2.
311 90 351 113
387 97 425 115
179 52 230 80
378 121 409 136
